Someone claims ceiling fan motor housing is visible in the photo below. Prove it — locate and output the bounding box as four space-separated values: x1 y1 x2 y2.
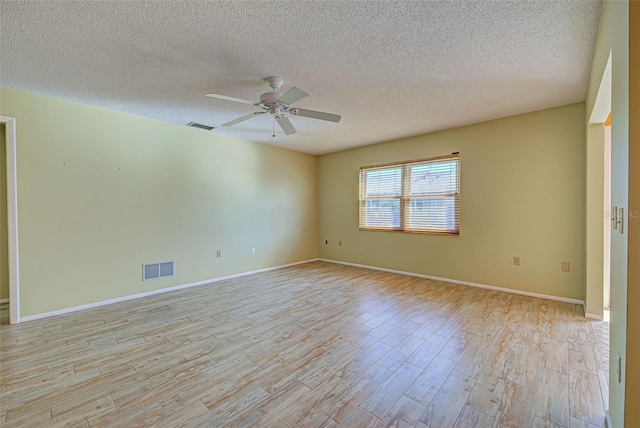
260 92 278 104
259 92 289 113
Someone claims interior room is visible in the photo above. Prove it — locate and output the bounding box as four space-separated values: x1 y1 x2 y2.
0 1 637 427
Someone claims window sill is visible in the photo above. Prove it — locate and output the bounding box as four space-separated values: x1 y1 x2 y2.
359 227 459 236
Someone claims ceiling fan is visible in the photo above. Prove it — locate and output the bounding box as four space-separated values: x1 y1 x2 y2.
206 77 341 137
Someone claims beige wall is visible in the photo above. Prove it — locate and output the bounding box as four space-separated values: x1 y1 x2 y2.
319 103 585 301
585 0 630 425
0 88 318 318
585 123 605 317
0 125 8 300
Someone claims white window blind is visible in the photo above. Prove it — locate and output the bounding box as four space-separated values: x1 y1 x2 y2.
359 154 460 234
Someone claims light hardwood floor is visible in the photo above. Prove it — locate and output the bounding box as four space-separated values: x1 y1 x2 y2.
0 261 609 427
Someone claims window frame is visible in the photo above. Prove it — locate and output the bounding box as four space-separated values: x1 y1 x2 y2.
359 153 460 235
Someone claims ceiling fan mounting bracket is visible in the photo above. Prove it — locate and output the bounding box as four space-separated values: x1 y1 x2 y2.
264 76 284 91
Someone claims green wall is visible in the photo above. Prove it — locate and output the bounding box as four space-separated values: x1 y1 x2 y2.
319 103 586 301
0 88 318 318
0 125 8 300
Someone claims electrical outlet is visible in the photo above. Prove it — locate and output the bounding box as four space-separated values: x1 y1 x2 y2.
325 240 328 245
513 256 521 266
251 248 256 255
216 250 222 258
561 262 570 272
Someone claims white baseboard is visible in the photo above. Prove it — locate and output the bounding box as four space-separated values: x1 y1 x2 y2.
319 258 585 307
19 258 319 323
585 312 604 321
0 298 8 305
19 257 588 323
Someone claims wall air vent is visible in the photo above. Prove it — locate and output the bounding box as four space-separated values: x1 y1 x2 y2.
143 261 175 281
187 122 215 131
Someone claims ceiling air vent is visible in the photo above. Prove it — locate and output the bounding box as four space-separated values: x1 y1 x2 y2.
187 122 215 131
143 261 175 281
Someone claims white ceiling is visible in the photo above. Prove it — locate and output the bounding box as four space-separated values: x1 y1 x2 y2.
1 1 603 155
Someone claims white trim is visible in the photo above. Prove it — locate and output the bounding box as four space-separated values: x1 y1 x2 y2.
319 258 585 307
19 258 319 323
0 298 8 304
605 410 612 428
1 116 19 324
585 312 604 321
589 52 612 125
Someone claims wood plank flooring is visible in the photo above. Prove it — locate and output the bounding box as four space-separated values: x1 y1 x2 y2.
0 261 610 427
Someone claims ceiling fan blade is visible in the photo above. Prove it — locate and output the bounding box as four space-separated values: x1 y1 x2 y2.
276 115 297 135
277 87 309 105
205 93 256 105
222 112 264 127
291 108 341 123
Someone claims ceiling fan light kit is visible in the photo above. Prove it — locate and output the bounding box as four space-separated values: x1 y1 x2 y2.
205 76 341 137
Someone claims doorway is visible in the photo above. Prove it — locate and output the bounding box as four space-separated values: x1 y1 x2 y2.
604 115 612 318
586 51 612 421
1 116 19 324
1 125 8 323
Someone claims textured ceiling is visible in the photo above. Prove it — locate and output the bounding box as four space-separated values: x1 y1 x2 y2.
1 1 603 155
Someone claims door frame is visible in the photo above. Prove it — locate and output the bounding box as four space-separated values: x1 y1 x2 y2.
585 53 612 319
1 116 19 324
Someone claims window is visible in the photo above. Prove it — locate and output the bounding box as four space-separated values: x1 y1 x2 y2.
359 154 460 234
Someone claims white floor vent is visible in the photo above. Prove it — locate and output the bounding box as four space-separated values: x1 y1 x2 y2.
143 261 175 281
